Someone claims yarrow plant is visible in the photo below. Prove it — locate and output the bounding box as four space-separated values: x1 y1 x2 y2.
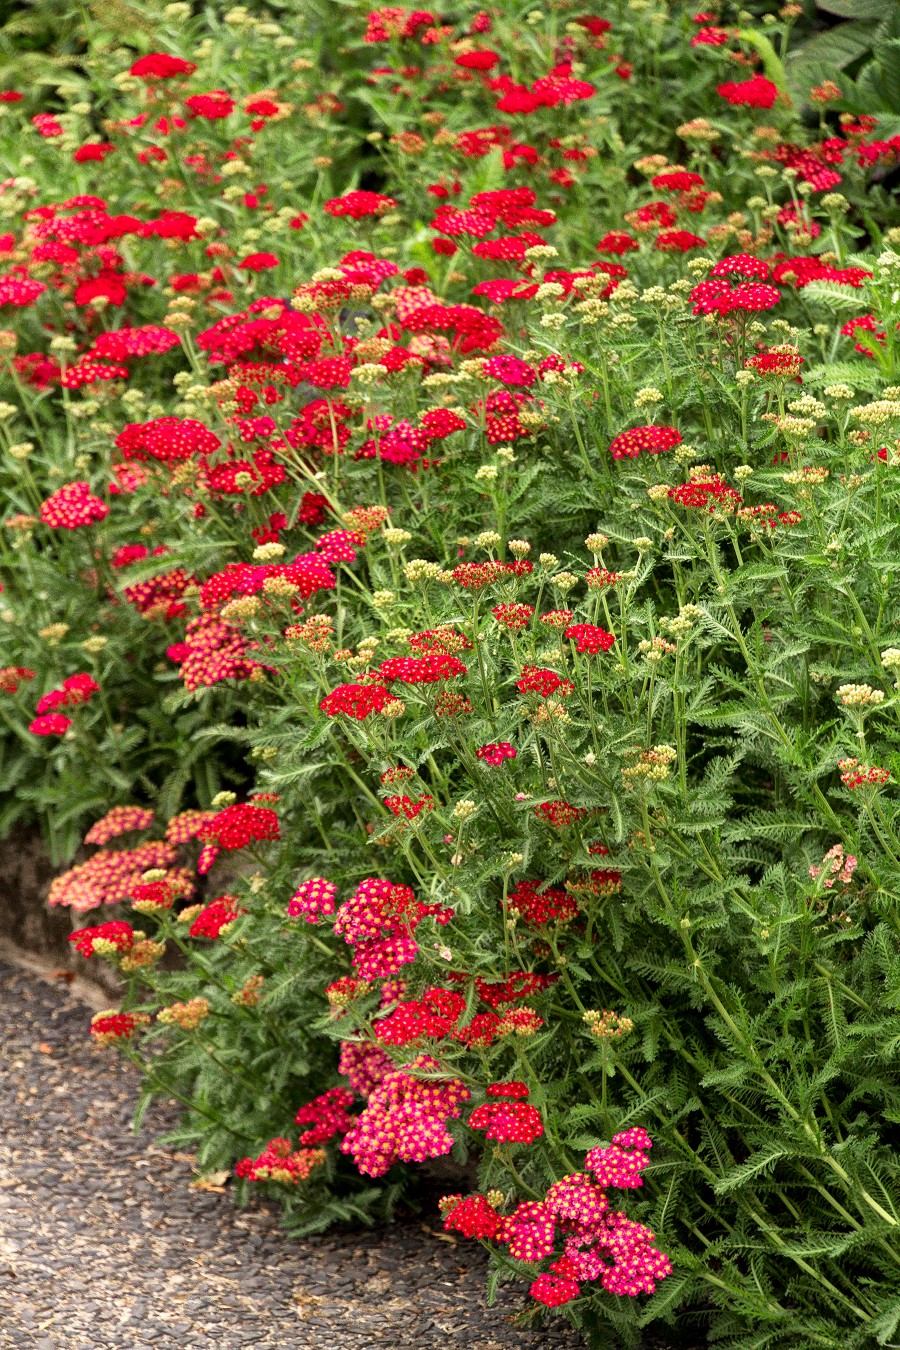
3 0 900 1345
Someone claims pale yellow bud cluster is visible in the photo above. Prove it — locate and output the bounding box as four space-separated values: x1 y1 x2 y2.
252 542 286 562
660 604 703 636
476 530 501 550
788 395 825 419
638 635 677 662
403 559 445 584
221 595 262 621
837 683 884 708
853 400 900 427
527 700 570 725
285 615 334 652
39 623 70 646
676 118 720 141
351 362 389 386
783 466 829 486
583 1009 634 1039
622 744 677 785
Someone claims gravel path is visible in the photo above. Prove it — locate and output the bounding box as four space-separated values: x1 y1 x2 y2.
0 960 588 1350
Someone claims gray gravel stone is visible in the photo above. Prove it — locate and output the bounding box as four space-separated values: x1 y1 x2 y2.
0 960 587 1350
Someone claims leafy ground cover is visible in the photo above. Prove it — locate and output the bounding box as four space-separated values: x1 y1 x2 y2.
2 1 900 1346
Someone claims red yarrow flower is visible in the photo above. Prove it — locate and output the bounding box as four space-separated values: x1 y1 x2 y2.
30 713 72 736
476 742 517 766
130 53 197 80
189 895 246 939
530 1273 580 1308
40 481 108 529
609 425 681 460
238 252 279 271
185 90 235 120
717 75 779 108
565 623 615 654
469 1099 544 1144
320 682 394 720
201 802 280 851
324 191 397 219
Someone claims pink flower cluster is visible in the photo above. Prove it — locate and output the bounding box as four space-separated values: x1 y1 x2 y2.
442 1127 671 1307
338 1040 394 1097
84 805 155 845
809 843 858 890
287 876 338 921
340 1054 470 1176
332 876 453 979
39 480 108 529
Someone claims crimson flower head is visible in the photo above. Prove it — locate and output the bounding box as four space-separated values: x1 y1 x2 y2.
324 191 397 219
90 1010 150 1045
652 170 704 191
492 602 534 630
717 75 779 108
36 674 100 715
202 802 280 851
40 481 108 529
476 742 517 766
516 666 574 698
69 921 135 958
0 666 35 694
609 425 681 459
130 53 197 80
185 90 235 120
441 1193 503 1240
530 1273 580 1307
238 252 279 271
287 877 338 922
690 279 780 317
454 49 500 70
29 713 72 736
487 1080 530 1098
565 623 615 654
711 253 770 281
669 476 742 514
534 800 588 828
469 1099 544 1144
73 143 115 164
320 682 394 720
596 230 638 255
378 654 467 684
189 895 246 939
745 347 803 378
